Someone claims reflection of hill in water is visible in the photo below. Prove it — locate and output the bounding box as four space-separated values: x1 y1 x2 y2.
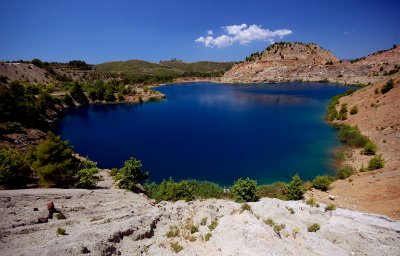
232 91 313 105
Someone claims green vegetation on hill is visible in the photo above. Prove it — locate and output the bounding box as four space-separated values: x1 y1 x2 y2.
95 59 234 80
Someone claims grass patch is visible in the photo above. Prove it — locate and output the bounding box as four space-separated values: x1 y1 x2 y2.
170 242 183 253
208 218 218 231
55 213 66 220
204 232 212 241
240 203 252 213
166 225 180 238
325 203 337 211
306 197 319 207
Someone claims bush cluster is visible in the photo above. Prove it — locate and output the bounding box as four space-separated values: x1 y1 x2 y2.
231 178 258 202
311 175 331 191
114 157 149 191
336 165 355 179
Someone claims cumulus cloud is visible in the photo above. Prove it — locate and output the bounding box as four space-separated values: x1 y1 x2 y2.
195 24 292 48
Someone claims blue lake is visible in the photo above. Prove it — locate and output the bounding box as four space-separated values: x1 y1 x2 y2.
56 82 350 186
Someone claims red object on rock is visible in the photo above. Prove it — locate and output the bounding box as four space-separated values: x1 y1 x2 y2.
47 202 55 210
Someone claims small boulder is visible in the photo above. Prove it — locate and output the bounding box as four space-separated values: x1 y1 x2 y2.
37 217 48 223
328 195 335 200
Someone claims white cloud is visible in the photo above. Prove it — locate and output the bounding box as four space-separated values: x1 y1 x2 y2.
195 24 292 48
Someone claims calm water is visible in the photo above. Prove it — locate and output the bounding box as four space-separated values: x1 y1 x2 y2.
56 82 349 185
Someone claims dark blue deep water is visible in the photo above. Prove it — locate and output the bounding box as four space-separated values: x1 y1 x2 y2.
56 82 350 185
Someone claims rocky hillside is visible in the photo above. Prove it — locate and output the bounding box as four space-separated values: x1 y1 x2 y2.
1 187 400 256
222 42 400 84
310 74 400 219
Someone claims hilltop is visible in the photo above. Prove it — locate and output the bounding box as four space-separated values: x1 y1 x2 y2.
222 42 400 85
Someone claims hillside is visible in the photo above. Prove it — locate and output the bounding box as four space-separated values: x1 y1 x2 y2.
309 74 400 219
1 186 399 256
96 59 234 77
222 42 400 84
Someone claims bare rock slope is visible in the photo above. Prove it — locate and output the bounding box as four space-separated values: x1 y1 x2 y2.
1 188 400 256
222 42 400 85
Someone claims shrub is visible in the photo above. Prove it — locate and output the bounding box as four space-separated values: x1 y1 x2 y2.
231 178 258 203
190 225 199 234
363 141 377 155
311 176 332 191
208 218 218 231
166 225 179 238
204 232 212 241
56 227 66 235
336 165 355 179
368 155 384 170
0 148 31 188
241 203 252 212
264 218 275 226
170 242 183 253
6 121 22 132
381 79 394 94
75 168 102 189
153 178 194 202
31 132 79 187
186 180 224 199
256 182 288 200
350 105 358 115
287 174 304 200
307 223 320 232
115 157 149 191
200 217 207 226
109 168 118 176
325 204 336 211
337 124 369 147
55 213 66 220
337 104 348 120
287 207 295 214
273 223 285 233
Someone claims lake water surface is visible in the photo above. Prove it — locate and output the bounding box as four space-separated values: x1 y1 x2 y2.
57 82 349 185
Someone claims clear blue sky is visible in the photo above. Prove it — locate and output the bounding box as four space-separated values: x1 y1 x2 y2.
0 0 399 64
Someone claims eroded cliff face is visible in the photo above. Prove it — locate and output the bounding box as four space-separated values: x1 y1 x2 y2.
221 42 400 84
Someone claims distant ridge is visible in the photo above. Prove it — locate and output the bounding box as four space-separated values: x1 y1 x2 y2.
96 59 234 77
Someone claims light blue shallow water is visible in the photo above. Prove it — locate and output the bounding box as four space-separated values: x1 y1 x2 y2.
56 82 349 185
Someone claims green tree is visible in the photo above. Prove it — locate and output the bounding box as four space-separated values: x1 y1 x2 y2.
231 178 258 203
287 174 304 200
0 148 31 188
75 168 102 189
31 132 78 187
70 83 88 105
115 157 149 191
